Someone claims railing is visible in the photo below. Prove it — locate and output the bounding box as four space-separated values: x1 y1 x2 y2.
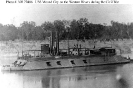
18 47 116 60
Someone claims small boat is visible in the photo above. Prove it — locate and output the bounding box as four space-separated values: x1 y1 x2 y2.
1 31 130 71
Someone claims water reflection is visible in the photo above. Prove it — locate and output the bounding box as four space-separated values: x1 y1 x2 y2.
0 64 131 88
116 63 133 88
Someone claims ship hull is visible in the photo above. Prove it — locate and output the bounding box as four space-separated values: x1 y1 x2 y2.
1 55 130 71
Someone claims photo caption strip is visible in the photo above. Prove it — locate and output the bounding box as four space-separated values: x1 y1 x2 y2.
5 0 133 4
5 0 121 4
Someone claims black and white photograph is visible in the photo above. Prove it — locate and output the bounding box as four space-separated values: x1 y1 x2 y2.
0 0 133 88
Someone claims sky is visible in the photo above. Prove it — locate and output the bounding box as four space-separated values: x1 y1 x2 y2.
0 1 133 26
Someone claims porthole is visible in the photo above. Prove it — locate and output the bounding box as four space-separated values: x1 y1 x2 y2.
46 62 51 66
57 61 61 65
83 60 87 64
71 60 75 65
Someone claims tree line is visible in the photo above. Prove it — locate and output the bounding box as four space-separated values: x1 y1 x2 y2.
0 18 133 41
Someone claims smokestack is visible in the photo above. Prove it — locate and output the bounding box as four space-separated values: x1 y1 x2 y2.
56 30 59 55
50 31 54 55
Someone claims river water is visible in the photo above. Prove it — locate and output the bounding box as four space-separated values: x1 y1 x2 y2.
1 63 133 88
